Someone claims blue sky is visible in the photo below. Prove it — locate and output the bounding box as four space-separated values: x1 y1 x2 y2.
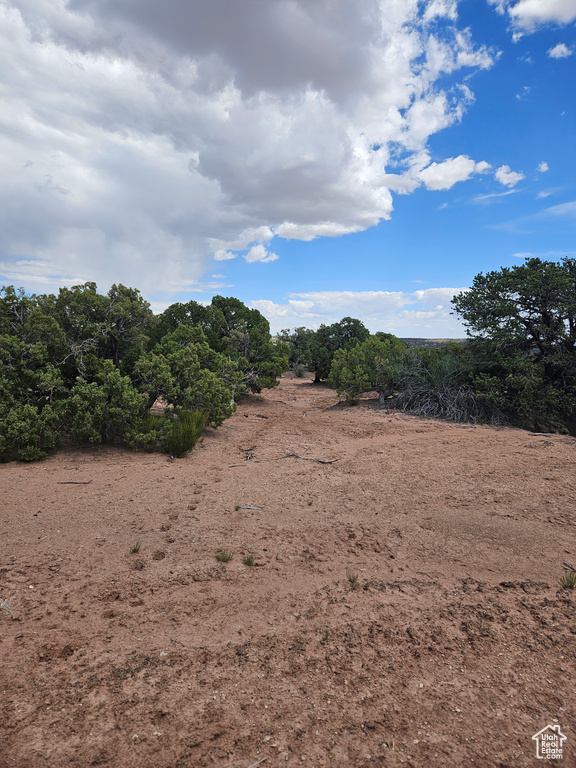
0 0 575 336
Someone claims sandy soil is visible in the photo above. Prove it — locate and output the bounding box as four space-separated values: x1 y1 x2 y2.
1 374 575 768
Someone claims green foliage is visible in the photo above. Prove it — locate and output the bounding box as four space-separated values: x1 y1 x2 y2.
560 569 576 589
135 326 242 425
215 549 233 562
276 326 316 367
243 554 255 566
151 300 228 352
1 283 274 460
292 363 307 378
155 296 289 392
211 296 289 391
327 335 408 404
0 400 60 462
452 257 576 431
395 347 505 424
164 409 208 457
307 317 370 381
63 360 149 443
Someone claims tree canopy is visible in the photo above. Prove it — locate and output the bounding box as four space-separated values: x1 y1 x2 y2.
452 257 576 431
0 284 286 461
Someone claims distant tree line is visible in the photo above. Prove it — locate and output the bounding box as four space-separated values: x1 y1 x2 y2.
279 257 576 435
0 284 288 461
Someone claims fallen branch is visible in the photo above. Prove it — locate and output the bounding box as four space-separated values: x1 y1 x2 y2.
57 480 93 485
287 450 340 465
563 562 576 572
229 451 340 467
236 506 262 510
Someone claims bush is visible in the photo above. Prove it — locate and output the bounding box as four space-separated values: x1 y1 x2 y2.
395 348 505 425
327 335 408 404
292 363 307 378
164 409 207 457
64 360 149 443
0 402 60 462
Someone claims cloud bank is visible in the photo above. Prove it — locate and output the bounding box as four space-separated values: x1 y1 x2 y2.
0 0 499 294
251 288 469 337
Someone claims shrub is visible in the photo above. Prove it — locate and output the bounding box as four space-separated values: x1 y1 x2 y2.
327 335 408 405
395 347 505 425
164 409 207 457
64 360 149 443
292 363 307 378
0 401 60 461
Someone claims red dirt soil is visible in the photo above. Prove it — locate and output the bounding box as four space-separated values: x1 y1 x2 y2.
1 375 575 768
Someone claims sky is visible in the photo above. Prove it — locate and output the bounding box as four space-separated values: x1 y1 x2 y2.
1 0 575 337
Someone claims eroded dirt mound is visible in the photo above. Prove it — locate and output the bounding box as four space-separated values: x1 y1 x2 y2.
1 376 575 767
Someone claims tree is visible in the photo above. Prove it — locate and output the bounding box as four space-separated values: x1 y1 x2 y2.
152 300 228 352
307 317 370 382
276 326 316 368
211 296 288 391
452 257 576 430
327 335 408 404
134 326 243 425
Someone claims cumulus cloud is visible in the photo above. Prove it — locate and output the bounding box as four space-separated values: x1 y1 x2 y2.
0 0 498 296
489 0 576 32
418 156 491 190
244 245 279 264
495 164 525 187
537 161 549 172
251 288 469 336
547 42 574 58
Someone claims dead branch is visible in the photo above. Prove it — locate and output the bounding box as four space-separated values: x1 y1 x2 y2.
229 450 339 467
563 562 576 572
57 480 93 485
236 506 262 510
286 450 339 465
247 759 267 768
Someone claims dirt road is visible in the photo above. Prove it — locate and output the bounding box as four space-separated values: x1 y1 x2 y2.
1 375 575 767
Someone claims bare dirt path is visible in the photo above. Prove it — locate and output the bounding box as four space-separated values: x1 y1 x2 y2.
1 375 575 767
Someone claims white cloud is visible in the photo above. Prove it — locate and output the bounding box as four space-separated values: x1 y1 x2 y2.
542 200 576 218
495 164 525 187
213 250 238 262
490 0 576 32
547 42 574 58
418 155 491 190
537 161 549 172
473 188 518 203
244 244 279 264
251 287 469 336
0 0 498 296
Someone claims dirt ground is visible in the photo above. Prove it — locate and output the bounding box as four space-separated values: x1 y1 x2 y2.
1 374 575 768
